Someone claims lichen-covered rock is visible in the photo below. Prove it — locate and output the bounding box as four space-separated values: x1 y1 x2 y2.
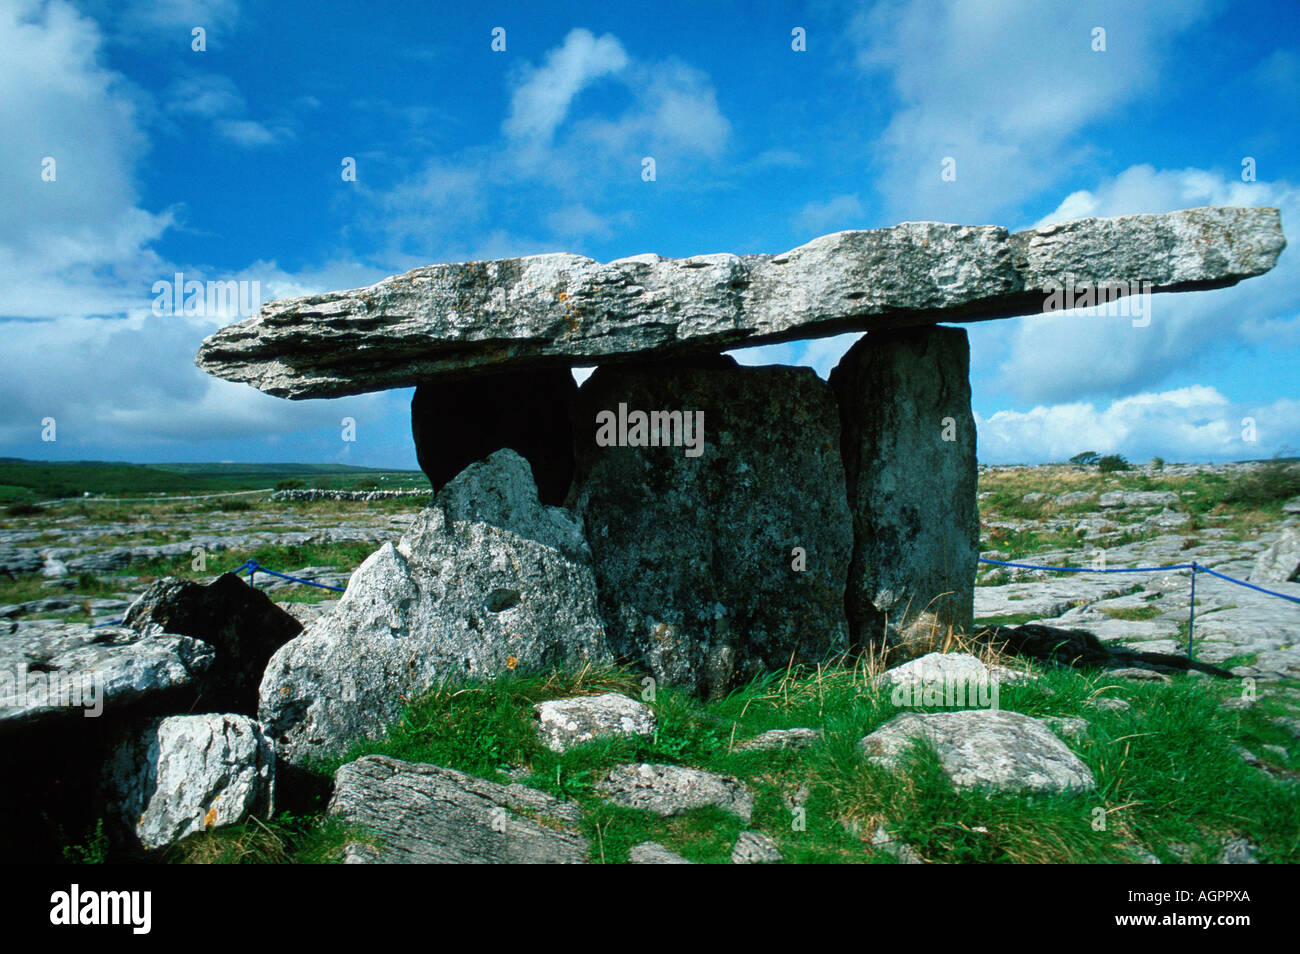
124 572 303 714
859 709 1095 793
0 626 214 730
534 692 655 753
196 207 1285 398
329 756 588 864
103 714 275 850
569 358 851 696
832 326 978 644
598 763 754 822
259 454 611 764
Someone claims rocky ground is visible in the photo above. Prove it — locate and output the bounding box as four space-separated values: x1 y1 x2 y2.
2 458 1297 863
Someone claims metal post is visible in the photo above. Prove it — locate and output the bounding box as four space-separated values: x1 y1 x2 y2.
1187 563 1197 661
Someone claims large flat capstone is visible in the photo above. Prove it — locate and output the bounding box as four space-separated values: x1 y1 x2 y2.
195 207 1285 398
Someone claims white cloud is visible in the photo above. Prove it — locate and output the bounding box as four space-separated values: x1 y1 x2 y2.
795 194 864 236
214 117 287 147
0 0 172 318
504 28 628 143
850 0 1213 221
987 165 1299 402
976 386 1300 463
166 73 244 117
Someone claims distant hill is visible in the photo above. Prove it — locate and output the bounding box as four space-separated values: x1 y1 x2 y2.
0 459 427 502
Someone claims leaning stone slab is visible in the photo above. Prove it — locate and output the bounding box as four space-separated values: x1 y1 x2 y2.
196 207 1285 398
832 326 978 640
534 692 656 753
569 358 851 697
259 453 611 765
329 755 588 864
124 572 302 715
598 763 754 823
103 713 275 850
0 626 214 729
859 709 1095 793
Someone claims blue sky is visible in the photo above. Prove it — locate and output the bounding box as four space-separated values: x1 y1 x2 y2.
2 0 1297 468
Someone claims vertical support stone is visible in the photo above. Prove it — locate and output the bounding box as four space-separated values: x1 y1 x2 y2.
411 368 577 504
830 326 978 646
568 357 852 697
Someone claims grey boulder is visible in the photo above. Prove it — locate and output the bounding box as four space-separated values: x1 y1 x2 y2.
259 453 611 764
124 572 303 714
103 713 275 850
329 755 588 863
859 709 1095 793
1250 527 1300 584
628 841 693 864
731 830 783 864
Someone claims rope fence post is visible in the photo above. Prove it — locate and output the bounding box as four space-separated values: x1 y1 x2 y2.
1187 562 1197 662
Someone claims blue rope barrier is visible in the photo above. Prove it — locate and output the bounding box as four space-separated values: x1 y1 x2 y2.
1193 564 1300 604
239 559 346 592
978 554 1299 663
978 557 1195 573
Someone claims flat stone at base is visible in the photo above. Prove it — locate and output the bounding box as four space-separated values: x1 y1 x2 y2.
329 756 588 864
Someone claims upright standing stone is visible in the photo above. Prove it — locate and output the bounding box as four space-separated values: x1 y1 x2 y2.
569 357 852 696
831 326 978 644
412 368 577 504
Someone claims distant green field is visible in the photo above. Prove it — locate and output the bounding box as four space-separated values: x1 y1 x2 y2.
0 458 428 501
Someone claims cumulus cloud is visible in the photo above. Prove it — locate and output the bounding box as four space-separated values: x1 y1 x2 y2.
0 0 172 318
988 164 1299 402
976 386 1299 464
504 29 629 144
850 0 1214 221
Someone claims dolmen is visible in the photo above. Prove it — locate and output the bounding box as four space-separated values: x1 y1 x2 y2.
192 206 1284 754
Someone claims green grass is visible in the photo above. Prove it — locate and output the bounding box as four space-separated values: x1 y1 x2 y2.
194 657 1300 865
0 457 426 500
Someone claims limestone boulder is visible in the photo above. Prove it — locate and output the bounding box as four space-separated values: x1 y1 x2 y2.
103 713 275 850
0 626 214 730
1250 527 1300 584
859 709 1095 793
597 763 754 822
534 692 656 753
259 451 611 764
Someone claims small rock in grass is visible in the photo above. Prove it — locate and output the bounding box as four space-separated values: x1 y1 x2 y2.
628 841 693 864
533 692 655 753
734 727 822 752
731 831 782 864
